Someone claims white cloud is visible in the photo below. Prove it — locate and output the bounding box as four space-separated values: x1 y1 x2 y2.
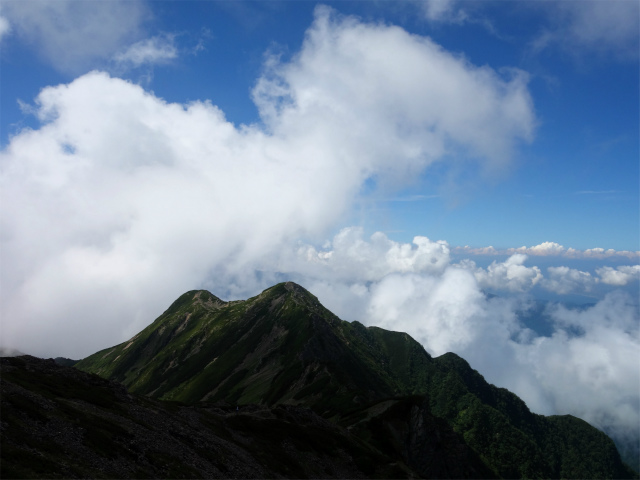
276 230 640 445
541 266 595 295
291 227 450 282
597 265 640 286
366 269 486 355
518 241 565 256
0 7 536 358
2 0 148 73
537 265 640 294
113 34 178 68
253 6 535 175
458 254 542 292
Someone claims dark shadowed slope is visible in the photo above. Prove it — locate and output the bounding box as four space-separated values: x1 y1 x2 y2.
2 355 420 479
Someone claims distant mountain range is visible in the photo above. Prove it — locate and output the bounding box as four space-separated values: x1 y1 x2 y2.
2 282 637 478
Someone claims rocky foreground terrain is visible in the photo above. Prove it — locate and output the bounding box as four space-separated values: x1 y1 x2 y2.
1 355 493 478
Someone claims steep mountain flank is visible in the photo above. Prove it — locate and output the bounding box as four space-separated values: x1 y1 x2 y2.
71 282 637 479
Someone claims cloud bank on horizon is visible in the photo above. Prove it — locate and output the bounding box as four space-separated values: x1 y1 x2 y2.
456 242 639 259
0 0 638 457
271 227 639 450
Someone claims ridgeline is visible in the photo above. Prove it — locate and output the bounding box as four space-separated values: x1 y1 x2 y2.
3 282 636 479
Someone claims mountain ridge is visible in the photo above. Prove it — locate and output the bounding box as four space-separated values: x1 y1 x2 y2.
57 282 639 478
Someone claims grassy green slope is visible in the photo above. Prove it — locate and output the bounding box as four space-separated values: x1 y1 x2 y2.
426 352 636 479
78 283 437 409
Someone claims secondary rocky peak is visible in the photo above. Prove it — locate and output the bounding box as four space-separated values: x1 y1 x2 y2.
261 281 310 296
283 281 307 294
257 281 323 310
161 289 225 317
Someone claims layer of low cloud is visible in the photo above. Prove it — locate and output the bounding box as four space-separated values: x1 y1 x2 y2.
529 293 639 441
455 243 640 260
538 265 640 295
273 230 639 446
453 244 640 294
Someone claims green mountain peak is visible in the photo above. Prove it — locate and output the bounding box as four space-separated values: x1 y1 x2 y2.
74 283 638 479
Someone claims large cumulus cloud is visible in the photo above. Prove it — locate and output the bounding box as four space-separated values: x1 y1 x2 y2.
1 6 535 358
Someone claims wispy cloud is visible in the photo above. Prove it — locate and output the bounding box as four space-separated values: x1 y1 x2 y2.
412 0 499 38
113 34 178 68
0 12 10 43
573 190 620 195
420 0 468 24
529 0 639 61
387 194 440 202
1 0 149 74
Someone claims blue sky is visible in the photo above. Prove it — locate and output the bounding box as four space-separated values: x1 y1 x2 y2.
0 0 639 456
1 1 638 252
